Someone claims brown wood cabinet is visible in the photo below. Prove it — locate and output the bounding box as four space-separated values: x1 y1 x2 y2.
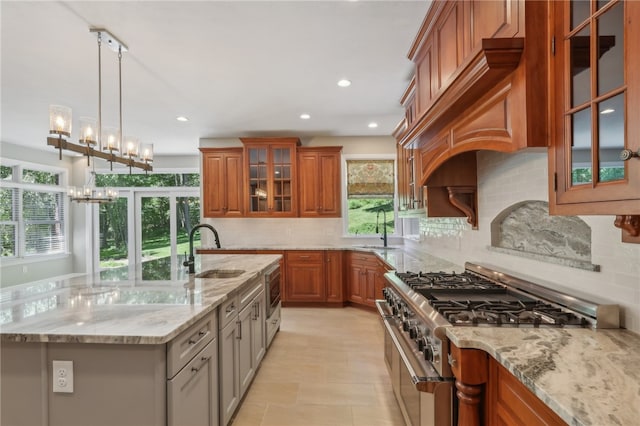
325 250 345 303
394 0 548 227
200 148 244 217
297 146 342 217
284 251 325 302
240 137 300 218
347 251 384 308
548 0 640 241
449 342 566 426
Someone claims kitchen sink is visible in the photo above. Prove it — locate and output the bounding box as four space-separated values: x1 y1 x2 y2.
352 245 397 250
195 269 245 279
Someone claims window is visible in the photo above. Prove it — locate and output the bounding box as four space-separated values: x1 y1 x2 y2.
94 172 200 279
345 159 395 235
0 163 67 259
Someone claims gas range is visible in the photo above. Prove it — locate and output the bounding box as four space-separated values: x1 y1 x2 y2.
378 262 620 379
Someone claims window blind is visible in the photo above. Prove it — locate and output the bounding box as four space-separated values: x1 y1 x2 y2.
346 160 394 198
23 190 65 255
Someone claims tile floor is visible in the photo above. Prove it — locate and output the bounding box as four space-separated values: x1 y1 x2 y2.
230 307 406 426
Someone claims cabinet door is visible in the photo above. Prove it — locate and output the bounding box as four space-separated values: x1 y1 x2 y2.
167 338 218 426
285 251 325 301
325 251 344 303
550 0 640 214
238 304 254 398
219 320 240 426
317 151 341 216
298 151 320 216
347 262 364 304
243 138 299 217
251 290 266 367
298 147 342 217
363 265 378 307
201 149 244 217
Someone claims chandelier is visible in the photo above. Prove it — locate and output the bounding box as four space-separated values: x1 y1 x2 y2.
47 28 153 191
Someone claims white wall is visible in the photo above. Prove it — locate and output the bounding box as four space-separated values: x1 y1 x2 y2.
406 150 640 333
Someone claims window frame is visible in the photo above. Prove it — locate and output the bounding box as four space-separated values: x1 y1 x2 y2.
341 154 399 238
0 160 70 262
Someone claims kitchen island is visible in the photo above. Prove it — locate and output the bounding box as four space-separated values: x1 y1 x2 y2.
0 254 280 426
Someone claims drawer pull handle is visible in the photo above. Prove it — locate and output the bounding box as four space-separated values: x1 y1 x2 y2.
188 339 196 345
198 331 206 336
191 356 211 373
226 304 235 313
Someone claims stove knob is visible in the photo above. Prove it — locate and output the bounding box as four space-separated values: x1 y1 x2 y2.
402 320 412 332
424 345 434 362
409 326 419 339
392 305 398 316
417 337 426 351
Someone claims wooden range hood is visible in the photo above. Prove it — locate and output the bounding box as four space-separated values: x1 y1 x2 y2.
394 0 548 228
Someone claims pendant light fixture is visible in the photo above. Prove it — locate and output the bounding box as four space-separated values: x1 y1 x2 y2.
47 28 153 187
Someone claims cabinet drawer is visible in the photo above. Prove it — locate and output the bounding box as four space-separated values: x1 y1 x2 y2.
167 311 217 378
167 338 218 426
349 252 380 266
286 251 323 263
239 277 264 310
218 295 239 330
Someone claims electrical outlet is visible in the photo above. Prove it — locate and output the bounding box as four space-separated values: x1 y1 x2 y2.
52 360 74 393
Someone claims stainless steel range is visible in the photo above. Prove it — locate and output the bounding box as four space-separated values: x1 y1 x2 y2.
375 261 619 426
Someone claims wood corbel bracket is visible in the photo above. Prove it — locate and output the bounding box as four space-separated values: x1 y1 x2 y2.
447 186 478 229
614 215 640 243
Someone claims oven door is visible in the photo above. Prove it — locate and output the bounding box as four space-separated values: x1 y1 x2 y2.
376 301 455 426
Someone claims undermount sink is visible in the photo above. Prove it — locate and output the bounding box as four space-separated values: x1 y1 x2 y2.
353 245 397 250
195 269 245 279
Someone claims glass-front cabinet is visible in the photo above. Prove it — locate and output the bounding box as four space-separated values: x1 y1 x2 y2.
240 137 299 217
550 0 640 218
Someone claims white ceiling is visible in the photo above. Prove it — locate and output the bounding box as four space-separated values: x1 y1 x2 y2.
1 0 431 156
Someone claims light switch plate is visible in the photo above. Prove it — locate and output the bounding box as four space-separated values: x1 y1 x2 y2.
52 360 74 393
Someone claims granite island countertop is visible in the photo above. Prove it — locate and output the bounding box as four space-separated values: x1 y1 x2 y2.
446 326 640 426
0 254 281 345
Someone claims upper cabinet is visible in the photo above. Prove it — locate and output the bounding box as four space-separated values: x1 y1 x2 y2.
200 140 343 219
240 137 300 218
548 0 640 241
297 146 342 217
395 0 547 226
200 148 244 218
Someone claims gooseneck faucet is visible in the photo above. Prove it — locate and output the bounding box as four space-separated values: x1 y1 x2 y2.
183 224 221 274
375 209 388 248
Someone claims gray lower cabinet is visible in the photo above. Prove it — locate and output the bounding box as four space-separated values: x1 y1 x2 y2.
251 289 266 367
219 310 241 426
167 338 218 426
218 282 267 426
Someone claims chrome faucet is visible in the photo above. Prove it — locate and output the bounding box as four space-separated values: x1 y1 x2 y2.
375 209 388 248
183 224 221 274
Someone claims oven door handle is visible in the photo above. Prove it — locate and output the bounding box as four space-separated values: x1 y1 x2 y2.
375 299 393 318
378 304 452 393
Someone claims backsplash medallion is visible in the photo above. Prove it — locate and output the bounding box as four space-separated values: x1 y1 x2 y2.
489 200 599 271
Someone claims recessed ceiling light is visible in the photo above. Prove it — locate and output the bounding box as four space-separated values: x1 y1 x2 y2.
176 116 189 122
600 108 615 114
337 79 351 87
368 122 378 128
300 113 311 120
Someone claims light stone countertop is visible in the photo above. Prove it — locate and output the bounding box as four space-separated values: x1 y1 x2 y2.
0 254 281 344
446 326 640 426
